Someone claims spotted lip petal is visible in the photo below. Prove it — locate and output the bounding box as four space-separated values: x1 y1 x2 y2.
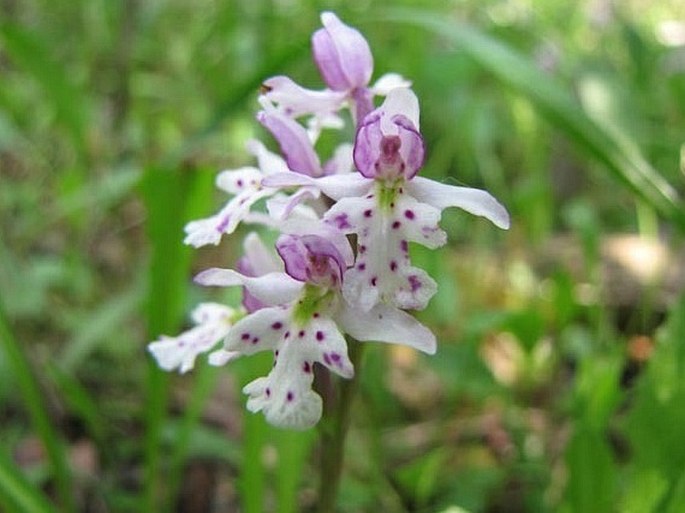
312 12 373 92
244 373 322 430
224 306 288 354
226 303 353 429
324 194 439 312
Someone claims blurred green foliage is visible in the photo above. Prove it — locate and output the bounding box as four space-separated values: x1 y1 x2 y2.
1 0 684 511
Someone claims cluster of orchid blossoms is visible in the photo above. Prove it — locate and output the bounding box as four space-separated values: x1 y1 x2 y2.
148 12 510 430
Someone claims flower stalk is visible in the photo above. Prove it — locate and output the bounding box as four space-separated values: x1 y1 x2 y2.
316 338 365 513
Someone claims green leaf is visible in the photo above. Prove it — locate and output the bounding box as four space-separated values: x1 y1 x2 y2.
625 293 685 479
139 165 214 512
0 303 75 513
620 468 668 513
384 9 685 232
0 450 59 513
563 425 616 513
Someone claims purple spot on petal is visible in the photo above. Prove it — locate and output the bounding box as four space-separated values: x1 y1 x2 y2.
284 331 290 339
392 220 401 229
359 245 366 254
316 331 325 342
298 330 306 338
400 240 409 253
237 179 243 188
216 216 230 233
371 276 378 286
357 262 366 271
390 260 398 272
408 275 422 292
303 361 311 373
266 388 271 397
404 209 415 220
286 391 294 402
313 312 320 318
333 213 351 230
323 353 332 365
241 332 250 341
330 352 341 363
271 322 283 330
252 336 259 344
363 209 373 218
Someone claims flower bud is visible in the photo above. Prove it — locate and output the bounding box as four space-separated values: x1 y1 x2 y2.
312 12 373 91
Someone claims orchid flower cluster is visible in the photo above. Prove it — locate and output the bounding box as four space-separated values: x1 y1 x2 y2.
148 12 510 430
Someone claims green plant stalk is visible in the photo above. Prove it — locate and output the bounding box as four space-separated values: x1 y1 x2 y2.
316 338 365 513
165 364 220 512
140 166 200 512
0 302 75 512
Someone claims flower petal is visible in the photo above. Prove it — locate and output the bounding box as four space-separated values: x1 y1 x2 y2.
353 99 425 180
258 110 322 176
246 139 291 176
394 194 446 249
304 317 354 378
208 349 240 366
237 232 283 313
337 303 436 354
276 234 346 285
322 143 354 176
223 306 289 354
407 177 510 229
183 188 274 247
215 167 263 195
327 194 438 311
195 269 304 306
261 75 346 118
266 188 321 220
243 374 322 430
370 73 412 95
279 217 355 267
147 303 235 373
262 172 373 200
312 12 373 91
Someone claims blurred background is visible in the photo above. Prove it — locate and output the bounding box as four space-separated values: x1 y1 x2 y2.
1 0 684 512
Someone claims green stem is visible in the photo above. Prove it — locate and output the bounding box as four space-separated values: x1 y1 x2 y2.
316 338 365 513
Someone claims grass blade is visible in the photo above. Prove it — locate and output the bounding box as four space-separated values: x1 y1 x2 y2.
0 450 59 513
0 302 75 512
